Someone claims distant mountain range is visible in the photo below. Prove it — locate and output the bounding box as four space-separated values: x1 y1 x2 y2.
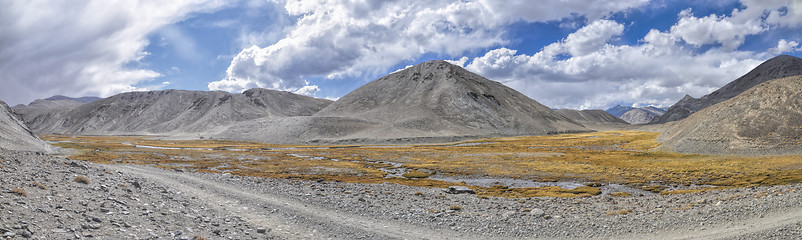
604 105 666 124
218 60 590 144
13 89 331 136
6 55 802 155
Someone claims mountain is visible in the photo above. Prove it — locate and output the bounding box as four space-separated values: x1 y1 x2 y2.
658 75 802 155
619 106 666 124
652 55 802 124
0 100 52 152
556 109 629 125
218 60 590 144
12 96 103 128
44 95 102 103
605 105 636 117
19 88 331 136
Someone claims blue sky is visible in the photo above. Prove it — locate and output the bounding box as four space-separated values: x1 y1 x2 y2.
2 0 802 109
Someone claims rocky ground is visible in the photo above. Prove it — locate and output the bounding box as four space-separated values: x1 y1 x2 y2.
3 150 802 239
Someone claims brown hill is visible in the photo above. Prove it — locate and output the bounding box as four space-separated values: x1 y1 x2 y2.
658 75 802 155
652 55 802 124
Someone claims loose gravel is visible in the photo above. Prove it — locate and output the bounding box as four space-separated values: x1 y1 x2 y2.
2 150 802 239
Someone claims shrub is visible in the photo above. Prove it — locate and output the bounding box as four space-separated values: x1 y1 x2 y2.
610 191 631 197
12 188 27 197
605 209 632 216
74 176 90 184
33 182 48 190
402 170 431 178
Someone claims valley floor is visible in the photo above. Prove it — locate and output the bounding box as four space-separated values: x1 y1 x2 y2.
2 150 802 239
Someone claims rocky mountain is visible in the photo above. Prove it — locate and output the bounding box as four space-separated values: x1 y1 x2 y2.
605 105 636 117
0 100 51 152
652 55 802 124
12 96 103 129
219 60 589 144
43 95 102 103
619 106 666 124
556 109 629 125
658 75 802 155
20 88 331 136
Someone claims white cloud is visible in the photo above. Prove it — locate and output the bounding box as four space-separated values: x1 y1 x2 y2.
461 19 767 109
477 0 647 23
770 39 800 54
669 8 764 51
212 0 647 95
0 0 227 105
293 84 320 96
454 1 802 109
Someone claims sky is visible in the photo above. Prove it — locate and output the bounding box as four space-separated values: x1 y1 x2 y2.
2 0 802 109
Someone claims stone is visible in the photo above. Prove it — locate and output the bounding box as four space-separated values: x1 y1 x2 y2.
3 232 15 237
444 186 475 194
530 208 545 217
257 228 267 234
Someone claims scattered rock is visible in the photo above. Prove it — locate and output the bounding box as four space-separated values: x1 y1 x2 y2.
444 186 475 194
530 208 545 217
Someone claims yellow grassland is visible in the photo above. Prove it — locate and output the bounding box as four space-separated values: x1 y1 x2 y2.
42 131 802 198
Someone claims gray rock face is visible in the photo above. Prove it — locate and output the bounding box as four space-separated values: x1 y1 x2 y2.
619 107 666 125
218 60 589 144
18 88 331 136
659 75 802 155
652 55 802 124
0 100 51 152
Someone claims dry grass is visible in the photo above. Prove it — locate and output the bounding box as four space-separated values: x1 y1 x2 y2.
11 188 27 197
192 236 209 240
610 192 632 197
605 209 632 216
643 185 667 193
449 205 462 211
33 182 48 190
402 170 432 178
74 176 90 184
42 131 802 198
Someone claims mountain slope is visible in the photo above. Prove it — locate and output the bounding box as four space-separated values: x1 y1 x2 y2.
658 75 802 155
605 105 636 117
619 107 666 124
652 55 802 124
22 89 331 136
556 109 628 124
0 100 51 152
219 60 589 144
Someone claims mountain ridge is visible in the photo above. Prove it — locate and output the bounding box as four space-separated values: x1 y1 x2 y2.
652 55 802 124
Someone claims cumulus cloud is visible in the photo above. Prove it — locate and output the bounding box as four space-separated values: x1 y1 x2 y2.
669 8 764 51
446 1 802 110
458 19 767 109
0 0 227 105
770 39 801 54
210 0 648 94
